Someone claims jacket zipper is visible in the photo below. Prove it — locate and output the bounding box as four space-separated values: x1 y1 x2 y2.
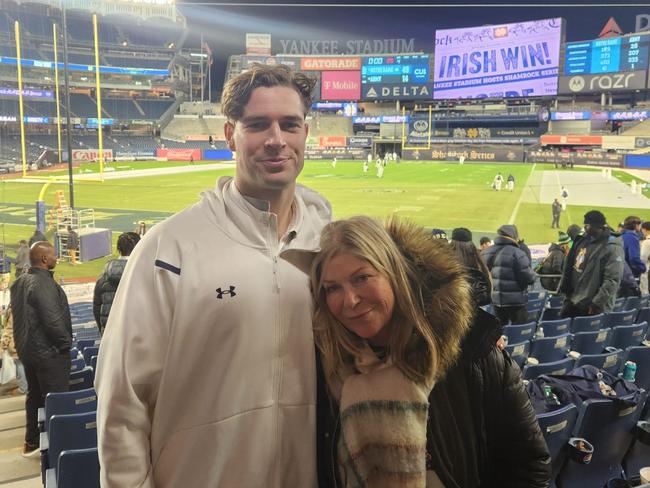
268 212 282 486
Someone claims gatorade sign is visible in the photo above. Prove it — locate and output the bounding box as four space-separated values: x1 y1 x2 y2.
300 57 361 70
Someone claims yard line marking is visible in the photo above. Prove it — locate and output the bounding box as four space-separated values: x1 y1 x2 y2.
508 163 535 225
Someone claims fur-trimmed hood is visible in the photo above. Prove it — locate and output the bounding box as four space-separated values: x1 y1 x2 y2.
385 218 474 380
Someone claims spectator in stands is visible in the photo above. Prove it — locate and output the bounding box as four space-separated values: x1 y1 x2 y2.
639 221 650 294
538 232 570 293
14 240 29 278
559 210 624 318
0 305 27 395
28 228 46 247
621 215 646 282
482 225 536 325
479 236 492 250
95 64 330 487
66 226 79 265
92 232 140 335
10 242 71 457
431 228 448 240
450 227 491 306
551 198 562 228
567 224 583 248
314 217 550 488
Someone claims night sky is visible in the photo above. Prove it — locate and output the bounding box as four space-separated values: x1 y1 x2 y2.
175 1 650 93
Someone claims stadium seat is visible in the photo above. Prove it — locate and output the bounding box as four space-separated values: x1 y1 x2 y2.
503 321 537 343
623 420 650 482
620 346 650 391
571 314 605 333
575 349 624 376
69 347 79 360
529 333 571 363
610 322 648 350
45 412 98 488
528 290 547 302
70 358 85 373
90 355 98 372
571 329 612 355
38 388 97 433
539 318 571 337
604 310 637 328
522 357 576 380
68 367 94 392
541 307 562 322
504 340 530 369
56 447 100 488
636 307 650 325
548 295 565 308
639 295 650 309
76 339 101 352
555 391 648 488
613 297 626 312
624 296 641 313
536 403 579 485
527 299 546 322
83 347 99 366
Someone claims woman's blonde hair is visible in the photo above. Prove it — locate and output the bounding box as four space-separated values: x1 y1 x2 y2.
310 216 439 394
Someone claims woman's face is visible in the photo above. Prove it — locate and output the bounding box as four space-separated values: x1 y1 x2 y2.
321 252 395 346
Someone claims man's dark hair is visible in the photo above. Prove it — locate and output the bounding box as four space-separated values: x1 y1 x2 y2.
479 236 491 246
623 215 641 230
641 221 650 232
117 232 140 257
221 64 317 121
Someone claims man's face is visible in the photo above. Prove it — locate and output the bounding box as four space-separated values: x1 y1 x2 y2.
44 246 57 270
584 224 603 238
225 86 308 199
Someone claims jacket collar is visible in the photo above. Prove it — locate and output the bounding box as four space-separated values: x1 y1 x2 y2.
29 267 54 278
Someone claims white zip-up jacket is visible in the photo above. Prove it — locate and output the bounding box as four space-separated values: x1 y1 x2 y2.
95 176 332 487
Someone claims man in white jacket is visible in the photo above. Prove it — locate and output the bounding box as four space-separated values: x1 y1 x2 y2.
95 64 331 487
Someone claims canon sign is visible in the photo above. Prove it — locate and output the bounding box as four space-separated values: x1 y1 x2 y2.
559 71 648 94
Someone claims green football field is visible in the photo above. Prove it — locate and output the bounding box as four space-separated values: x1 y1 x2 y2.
0 160 646 281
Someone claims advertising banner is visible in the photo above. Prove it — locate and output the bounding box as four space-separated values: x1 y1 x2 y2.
540 135 603 146
362 83 431 100
321 71 361 100
407 115 432 144
402 146 525 162
559 71 648 94
609 110 649 121
246 33 272 55
625 155 650 168
203 149 234 160
156 149 201 161
635 137 650 148
319 136 347 147
300 57 361 71
305 148 368 160
601 136 637 150
528 151 624 167
361 54 432 100
347 136 373 148
433 18 562 99
72 149 113 163
241 55 298 70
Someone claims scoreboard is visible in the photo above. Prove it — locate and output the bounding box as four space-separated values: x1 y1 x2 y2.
564 34 650 75
361 54 429 84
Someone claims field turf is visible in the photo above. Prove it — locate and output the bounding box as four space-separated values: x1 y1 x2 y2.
0 159 646 280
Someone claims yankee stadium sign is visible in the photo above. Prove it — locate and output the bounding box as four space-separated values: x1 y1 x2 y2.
279 38 416 55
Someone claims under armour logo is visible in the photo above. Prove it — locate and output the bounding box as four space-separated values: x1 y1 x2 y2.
216 286 236 299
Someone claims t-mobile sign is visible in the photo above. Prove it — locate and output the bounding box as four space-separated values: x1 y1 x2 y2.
433 18 563 100
321 71 361 101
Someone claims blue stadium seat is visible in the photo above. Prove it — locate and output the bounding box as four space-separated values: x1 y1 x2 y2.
45 412 98 488
536 404 579 484
541 307 562 322
503 321 537 343
69 347 79 360
571 329 612 355
575 349 624 376
604 310 637 328
624 296 641 313
639 295 650 309
90 355 98 372
539 318 571 337
637 307 650 325
530 333 571 363
610 322 648 350
56 447 100 488
528 290 547 302
504 340 530 369
527 299 546 322
623 420 650 482
76 339 100 352
571 314 605 333
69 367 94 392
83 347 99 366
620 346 650 391
70 358 85 373
613 297 626 312
555 391 648 488
39 388 97 433
548 295 565 308
522 357 576 380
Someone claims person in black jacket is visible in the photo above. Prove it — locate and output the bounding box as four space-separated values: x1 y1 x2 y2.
538 232 570 292
10 241 72 457
93 232 140 334
450 227 491 306
315 224 551 488
481 224 536 325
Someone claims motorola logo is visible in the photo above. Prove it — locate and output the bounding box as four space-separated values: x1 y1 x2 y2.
569 76 585 92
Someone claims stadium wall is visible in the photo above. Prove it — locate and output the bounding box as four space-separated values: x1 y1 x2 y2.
402 146 525 163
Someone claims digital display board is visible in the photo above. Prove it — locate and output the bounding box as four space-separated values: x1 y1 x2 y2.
0 56 169 76
433 18 563 100
361 55 429 84
564 34 650 75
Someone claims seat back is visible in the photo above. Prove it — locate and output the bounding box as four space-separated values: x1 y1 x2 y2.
548 295 565 308
575 350 624 376
83 347 99 366
76 338 101 352
69 367 94 392
604 310 638 328
571 314 605 333
536 404 579 482
613 297 626 312
640 295 650 309
69 347 79 359
57 447 100 488
624 296 641 312
610 322 649 350
47 412 98 475
556 391 648 488
503 321 537 343
621 346 650 391
541 307 562 322
522 357 576 380
636 307 650 325
539 318 571 337
530 333 571 363
528 297 546 310
44 388 97 432
70 358 85 373
504 340 530 368
529 290 547 302
571 329 612 355
90 355 98 372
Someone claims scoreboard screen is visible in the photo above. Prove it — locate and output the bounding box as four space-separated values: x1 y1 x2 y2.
361 54 429 84
564 34 650 75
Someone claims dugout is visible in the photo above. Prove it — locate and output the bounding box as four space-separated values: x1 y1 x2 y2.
372 139 402 159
